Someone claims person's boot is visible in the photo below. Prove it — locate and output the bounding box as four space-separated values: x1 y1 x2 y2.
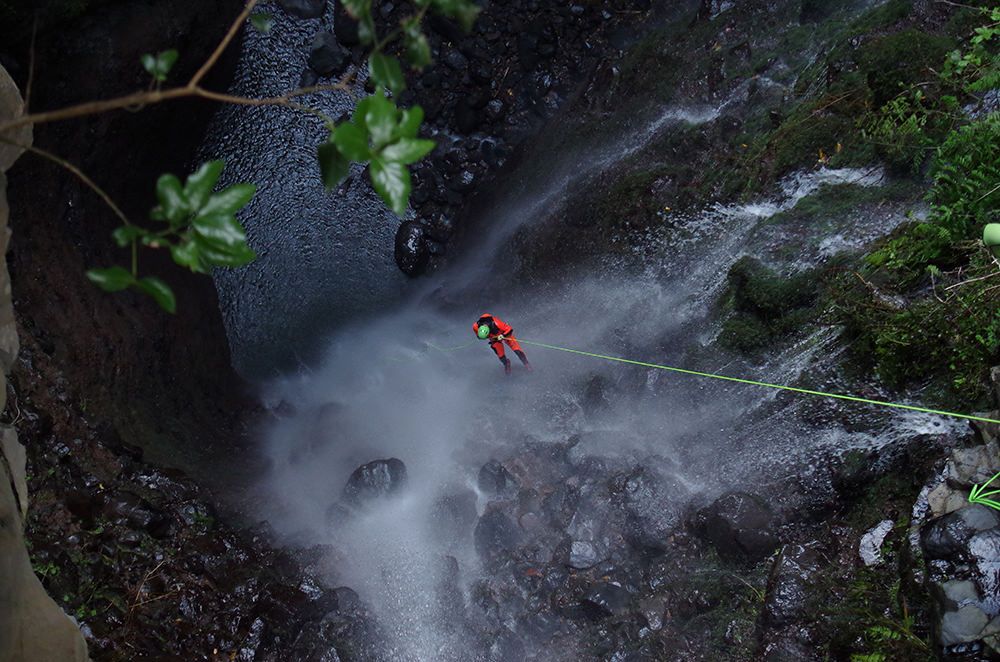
502 358 512 375
516 351 533 372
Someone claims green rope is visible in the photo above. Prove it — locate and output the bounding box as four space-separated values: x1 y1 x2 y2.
385 338 478 363
516 339 1000 425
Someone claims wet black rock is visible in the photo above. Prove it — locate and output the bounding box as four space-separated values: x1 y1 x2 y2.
921 505 1000 560
278 0 327 19
580 581 631 618
342 458 408 504
691 492 779 562
762 543 822 629
455 99 482 133
475 506 522 563
394 221 431 277
299 67 320 88
334 1 361 46
102 491 172 538
478 459 518 497
308 31 350 76
616 467 682 554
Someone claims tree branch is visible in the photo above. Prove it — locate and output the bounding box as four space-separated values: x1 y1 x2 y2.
188 0 261 88
0 137 132 229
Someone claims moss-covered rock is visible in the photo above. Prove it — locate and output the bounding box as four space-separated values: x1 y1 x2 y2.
718 257 821 353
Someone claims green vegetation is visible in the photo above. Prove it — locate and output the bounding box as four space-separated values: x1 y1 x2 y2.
831 5 1000 405
718 257 820 353
4 0 481 312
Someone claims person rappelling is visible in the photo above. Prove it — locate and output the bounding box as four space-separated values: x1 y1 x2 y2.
473 313 532 375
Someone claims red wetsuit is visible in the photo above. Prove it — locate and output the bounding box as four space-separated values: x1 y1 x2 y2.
473 314 531 374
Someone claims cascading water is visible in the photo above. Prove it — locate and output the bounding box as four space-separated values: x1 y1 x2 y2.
201 5 952 658
252 151 925 659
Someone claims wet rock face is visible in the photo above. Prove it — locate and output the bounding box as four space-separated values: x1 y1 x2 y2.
691 491 779 562
921 505 1000 560
202 0 653 371
342 458 408 504
15 324 385 660
918 440 1000 656
475 506 523 564
762 543 822 629
478 459 519 497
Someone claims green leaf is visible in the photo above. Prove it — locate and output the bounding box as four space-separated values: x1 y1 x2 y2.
318 143 351 189
154 174 188 224
111 226 146 248
141 53 157 77
142 49 179 82
250 12 274 32
199 183 256 217
430 0 480 31
184 161 224 210
364 90 397 148
192 213 249 250
358 14 376 45
369 53 406 94
158 50 179 76
135 276 176 313
381 137 435 164
353 95 374 131
170 241 204 273
196 241 256 268
332 123 371 161
370 159 411 215
403 21 432 70
395 105 424 140
86 266 135 292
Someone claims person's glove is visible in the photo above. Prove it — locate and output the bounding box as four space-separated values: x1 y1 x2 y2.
496 335 505 341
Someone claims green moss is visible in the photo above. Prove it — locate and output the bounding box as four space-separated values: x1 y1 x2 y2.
718 258 822 354
856 30 956 106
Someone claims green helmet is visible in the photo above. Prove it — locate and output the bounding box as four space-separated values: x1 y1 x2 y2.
477 325 490 339
985 223 1000 258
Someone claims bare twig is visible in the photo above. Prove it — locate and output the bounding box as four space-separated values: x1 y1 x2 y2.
189 0 261 88
0 136 132 228
944 268 1000 291
974 182 1000 203
0 77 356 135
127 559 167 617
25 15 37 112
934 0 988 10
0 0 358 138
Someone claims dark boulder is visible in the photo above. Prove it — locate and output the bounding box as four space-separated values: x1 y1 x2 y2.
308 31 350 76
921 505 1000 560
342 458 408 504
616 468 683 554
474 506 522 563
394 221 430 277
333 1 360 45
102 491 172 538
580 581 631 618
278 0 327 19
691 491 779 562
478 459 518 497
762 543 822 629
